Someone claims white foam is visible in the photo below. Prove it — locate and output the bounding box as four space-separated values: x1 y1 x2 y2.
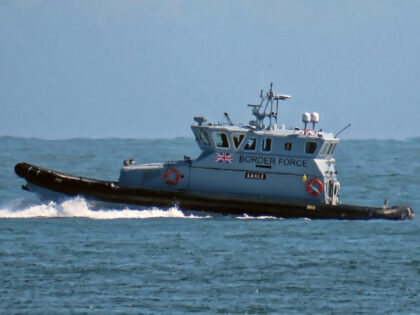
0 197 208 220
236 214 281 220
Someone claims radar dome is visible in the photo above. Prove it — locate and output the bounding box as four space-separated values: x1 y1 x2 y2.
302 112 311 123
311 112 319 123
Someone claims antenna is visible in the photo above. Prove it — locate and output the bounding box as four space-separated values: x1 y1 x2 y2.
335 123 351 138
248 83 291 130
223 112 234 126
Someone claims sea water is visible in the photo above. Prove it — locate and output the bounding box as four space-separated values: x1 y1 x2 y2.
0 137 419 313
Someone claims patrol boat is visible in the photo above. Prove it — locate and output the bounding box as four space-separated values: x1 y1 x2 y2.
15 84 413 220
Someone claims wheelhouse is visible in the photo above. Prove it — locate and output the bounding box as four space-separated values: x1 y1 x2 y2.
192 126 338 159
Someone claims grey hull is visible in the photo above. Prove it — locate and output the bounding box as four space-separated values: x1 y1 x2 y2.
15 162 414 220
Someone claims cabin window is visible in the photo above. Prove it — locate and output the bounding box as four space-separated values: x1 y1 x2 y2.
244 137 256 151
305 142 317 154
232 134 245 149
327 143 336 155
319 142 329 155
285 142 292 151
214 132 229 148
199 129 210 145
262 138 272 152
332 143 337 154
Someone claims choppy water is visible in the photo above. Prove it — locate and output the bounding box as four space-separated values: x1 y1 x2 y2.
1 137 419 313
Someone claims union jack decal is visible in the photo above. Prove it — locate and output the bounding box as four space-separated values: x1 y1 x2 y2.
215 152 233 163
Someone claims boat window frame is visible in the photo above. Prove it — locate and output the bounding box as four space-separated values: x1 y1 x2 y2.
327 142 337 155
284 142 292 151
305 141 318 155
243 137 257 151
232 133 246 150
213 131 230 149
262 137 272 153
319 142 329 155
198 129 211 146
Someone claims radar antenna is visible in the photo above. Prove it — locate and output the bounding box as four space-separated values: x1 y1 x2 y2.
247 83 291 130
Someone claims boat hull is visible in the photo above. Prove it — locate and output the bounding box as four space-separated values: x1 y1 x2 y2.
15 162 414 220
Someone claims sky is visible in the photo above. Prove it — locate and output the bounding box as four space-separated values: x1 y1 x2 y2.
1 0 419 140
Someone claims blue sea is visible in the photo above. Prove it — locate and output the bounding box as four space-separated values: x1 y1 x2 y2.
1 136 419 313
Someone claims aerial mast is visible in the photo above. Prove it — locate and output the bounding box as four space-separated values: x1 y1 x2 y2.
247 83 291 130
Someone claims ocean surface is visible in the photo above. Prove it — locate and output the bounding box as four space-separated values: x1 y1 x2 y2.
1 136 419 313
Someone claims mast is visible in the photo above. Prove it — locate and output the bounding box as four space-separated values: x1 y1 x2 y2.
247 83 291 130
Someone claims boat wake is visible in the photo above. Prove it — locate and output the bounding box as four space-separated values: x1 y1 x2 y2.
237 214 282 220
0 197 208 220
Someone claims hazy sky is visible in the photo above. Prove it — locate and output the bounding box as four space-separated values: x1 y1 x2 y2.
1 0 419 139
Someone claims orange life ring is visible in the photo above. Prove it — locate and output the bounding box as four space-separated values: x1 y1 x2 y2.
306 178 324 196
164 168 181 185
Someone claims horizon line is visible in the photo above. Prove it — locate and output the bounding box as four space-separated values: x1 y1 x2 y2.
1 135 419 142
